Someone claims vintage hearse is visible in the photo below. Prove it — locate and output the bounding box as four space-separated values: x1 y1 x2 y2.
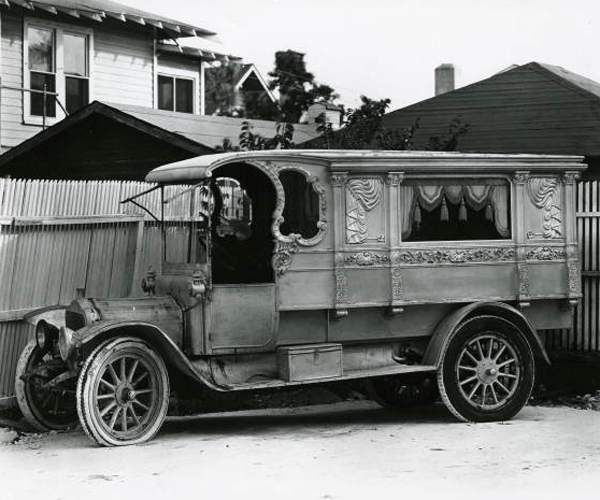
15 150 585 446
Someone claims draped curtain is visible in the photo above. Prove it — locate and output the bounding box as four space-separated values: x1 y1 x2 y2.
401 184 510 239
346 179 383 243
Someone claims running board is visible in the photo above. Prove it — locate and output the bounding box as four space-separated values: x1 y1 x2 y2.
224 364 437 391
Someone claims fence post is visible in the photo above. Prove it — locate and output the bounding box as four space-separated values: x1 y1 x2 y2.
130 218 146 296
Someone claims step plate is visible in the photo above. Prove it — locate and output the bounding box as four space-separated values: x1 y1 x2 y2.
226 363 437 391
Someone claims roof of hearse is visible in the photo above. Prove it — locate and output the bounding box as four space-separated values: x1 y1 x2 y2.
145 150 586 184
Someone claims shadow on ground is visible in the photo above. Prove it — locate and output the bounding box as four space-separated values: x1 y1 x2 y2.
158 402 457 440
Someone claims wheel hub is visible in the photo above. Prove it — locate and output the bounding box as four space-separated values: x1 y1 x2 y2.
116 384 136 406
476 359 500 385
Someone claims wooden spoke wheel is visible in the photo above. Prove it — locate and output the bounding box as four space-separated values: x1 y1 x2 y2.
77 337 169 447
369 374 439 409
438 315 535 422
15 340 78 431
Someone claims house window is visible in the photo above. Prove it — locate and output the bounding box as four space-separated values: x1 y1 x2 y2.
64 33 89 114
158 75 194 113
401 180 511 241
25 21 92 122
28 27 56 117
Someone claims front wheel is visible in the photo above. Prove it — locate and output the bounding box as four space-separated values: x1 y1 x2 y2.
15 340 78 431
438 315 535 422
77 337 170 446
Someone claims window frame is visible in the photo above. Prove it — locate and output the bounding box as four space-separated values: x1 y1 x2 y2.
273 166 327 247
400 174 515 245
23 18 94 126
156 73 197 114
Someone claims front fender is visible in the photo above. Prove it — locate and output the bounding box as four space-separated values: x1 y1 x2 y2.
70 320 223 392
422 301 550 368
23 305 66 327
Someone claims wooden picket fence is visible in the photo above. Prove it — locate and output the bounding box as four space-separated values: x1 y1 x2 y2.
0 178 201 399
546 180 600 351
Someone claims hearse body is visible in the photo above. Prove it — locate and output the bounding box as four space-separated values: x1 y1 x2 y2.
16 150 585 446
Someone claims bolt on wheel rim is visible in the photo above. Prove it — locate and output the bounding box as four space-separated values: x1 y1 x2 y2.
456 333 521 410
92 353 160 440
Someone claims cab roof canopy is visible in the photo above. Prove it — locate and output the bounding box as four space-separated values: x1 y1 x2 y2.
146 150 586 184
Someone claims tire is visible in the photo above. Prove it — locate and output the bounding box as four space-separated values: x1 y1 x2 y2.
76 337 170 447
438 315 535 422
369 374 439 409
15 340 78 431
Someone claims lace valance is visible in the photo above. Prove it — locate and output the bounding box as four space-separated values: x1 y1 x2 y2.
401 183 510 239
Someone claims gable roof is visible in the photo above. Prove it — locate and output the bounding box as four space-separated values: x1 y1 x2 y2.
0 101 320 178
0 101 213 178
3 0 216 38
116 103 319 148
382 62 600 157
535 62 600 100
233 64 276 103
0 100 212 164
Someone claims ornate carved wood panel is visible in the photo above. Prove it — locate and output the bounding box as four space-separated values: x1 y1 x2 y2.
526 175 563 239
345 177 385 244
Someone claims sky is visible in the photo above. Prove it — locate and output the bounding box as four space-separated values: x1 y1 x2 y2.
124 0 600 110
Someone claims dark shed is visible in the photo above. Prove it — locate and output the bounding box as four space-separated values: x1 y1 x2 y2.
0 101 213 180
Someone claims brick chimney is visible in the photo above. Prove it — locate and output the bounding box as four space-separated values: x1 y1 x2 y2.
435 64 455 96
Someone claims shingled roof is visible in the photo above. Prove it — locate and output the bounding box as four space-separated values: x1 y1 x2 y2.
383 62 600 158
1 0 216 38
0 101 320 179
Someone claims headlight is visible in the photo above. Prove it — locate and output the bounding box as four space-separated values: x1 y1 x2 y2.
35 320 58 352
58 326 75 361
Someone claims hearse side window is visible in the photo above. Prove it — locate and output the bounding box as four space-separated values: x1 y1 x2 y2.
280 170 319 239
402 180 511 241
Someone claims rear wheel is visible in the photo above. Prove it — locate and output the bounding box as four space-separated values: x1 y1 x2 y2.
438 315 535 422
77 337 169 446
15 340 77 431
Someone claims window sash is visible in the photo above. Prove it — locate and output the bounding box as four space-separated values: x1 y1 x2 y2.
30 71 56 117
158 75 175 111
27 26 54 73
65 75 89 115
63 32 88 77
24 20 92 122
175 79 193 113
158 75 195 113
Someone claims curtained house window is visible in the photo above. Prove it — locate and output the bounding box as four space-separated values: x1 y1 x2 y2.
402 180 511 241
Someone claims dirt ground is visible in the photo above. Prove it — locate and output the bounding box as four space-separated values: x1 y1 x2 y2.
1 401 600 500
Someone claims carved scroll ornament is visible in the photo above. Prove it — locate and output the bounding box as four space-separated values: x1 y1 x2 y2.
525 246 566 261
271 165 328 248
517 262 531 298
246 162 326 276
272 240 299 277
391 267 403 301
345 252 389 266
527 177 562 239
345 178 383 244
397 247 515 264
